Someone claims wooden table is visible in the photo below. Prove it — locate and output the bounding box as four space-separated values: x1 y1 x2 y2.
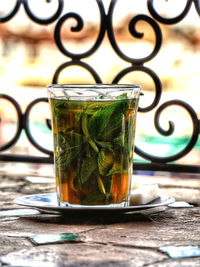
0 165 200 266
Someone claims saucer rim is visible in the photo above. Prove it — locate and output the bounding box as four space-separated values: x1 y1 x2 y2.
14 193 175 214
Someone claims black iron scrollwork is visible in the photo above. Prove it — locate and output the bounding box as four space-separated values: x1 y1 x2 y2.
0 0 64 24
53 0 106 83
23 0 64 24
0 0 199 172
52 60 102 84
147 0 200 25
113 65 162 113
0 94 23 151
107 1 163 112
0 1 21 22
24 98 52 156
135 100 199 163
0 94 52 162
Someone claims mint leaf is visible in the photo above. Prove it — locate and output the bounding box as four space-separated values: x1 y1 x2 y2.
101 175 112 194
85 102 106 115
106 160 123 176
75 102 103 121
94 139 113 151
55 149 79 171
54 131 67 150
113 134 125 149
80 148 98 184
54 131 86 171
88 100 127 140
81 113 99 153
98 149 114 176
51 98 66 113
116 93 127 99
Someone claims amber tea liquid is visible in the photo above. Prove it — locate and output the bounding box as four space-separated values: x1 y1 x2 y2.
50 96 139 207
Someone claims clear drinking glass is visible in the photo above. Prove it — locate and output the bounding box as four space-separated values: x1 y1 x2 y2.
47 84 141 207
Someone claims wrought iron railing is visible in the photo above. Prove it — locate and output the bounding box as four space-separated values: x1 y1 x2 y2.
0 0 200 173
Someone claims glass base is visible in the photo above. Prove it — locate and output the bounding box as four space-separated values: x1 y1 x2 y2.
58 200 129 208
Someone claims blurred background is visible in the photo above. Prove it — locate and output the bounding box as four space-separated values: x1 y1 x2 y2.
0 0 200 175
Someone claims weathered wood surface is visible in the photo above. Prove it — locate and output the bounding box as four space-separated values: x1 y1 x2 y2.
0 169 200 267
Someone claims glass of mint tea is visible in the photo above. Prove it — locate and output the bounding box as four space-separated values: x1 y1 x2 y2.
47 84 141 207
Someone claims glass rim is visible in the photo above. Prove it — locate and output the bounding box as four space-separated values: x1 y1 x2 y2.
47 84 142 100
47 83 141 90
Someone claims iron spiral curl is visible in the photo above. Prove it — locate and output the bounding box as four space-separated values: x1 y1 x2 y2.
24 98 52 155
52 60 102 84
0 94 23 151
0 0 64 24
23 0 64 25
0 1 21 22
107 3 162 64
112 65 162 113
147 0 194 25
135 100 200 163
0 95 52 160
53 0 106 82
54 0 106 59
